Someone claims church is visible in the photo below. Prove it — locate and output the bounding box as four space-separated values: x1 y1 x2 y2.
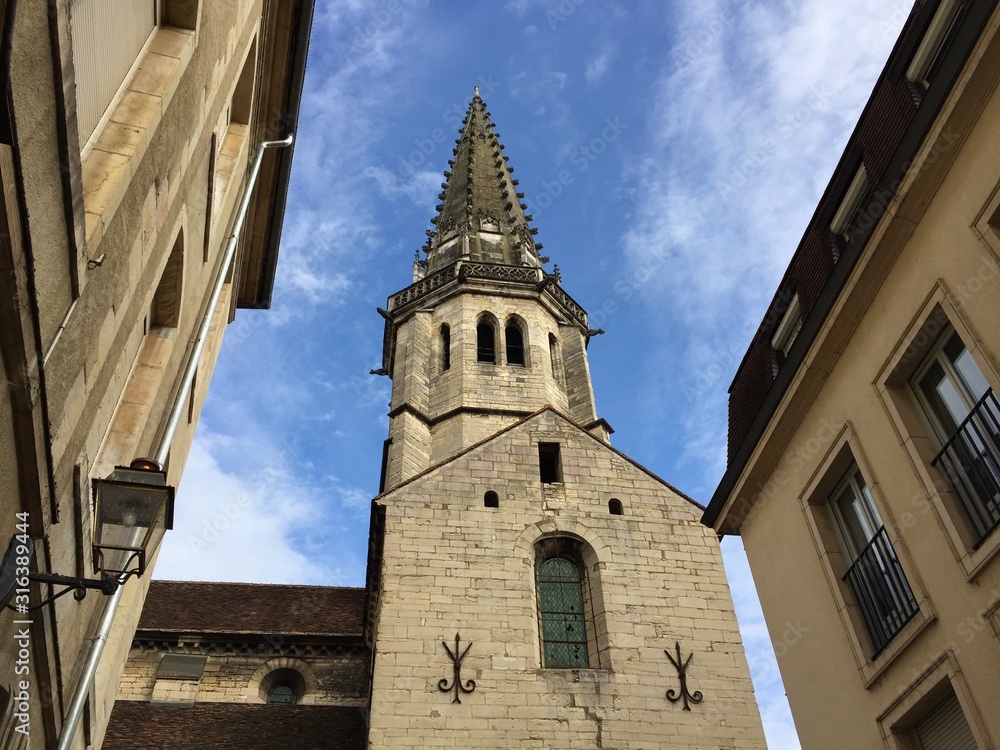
104 92 768 748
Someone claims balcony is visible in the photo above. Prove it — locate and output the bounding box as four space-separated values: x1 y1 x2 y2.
843 526 919 658
932 388 1000 546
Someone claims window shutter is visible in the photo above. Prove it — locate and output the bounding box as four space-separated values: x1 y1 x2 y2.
71 0 156 146
914 692 977 750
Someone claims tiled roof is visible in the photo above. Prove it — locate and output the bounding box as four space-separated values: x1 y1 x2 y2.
103 702 367 750
138 581 365 636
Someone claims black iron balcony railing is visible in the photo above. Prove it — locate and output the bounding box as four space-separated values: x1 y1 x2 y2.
931 388 1000 546
843 526 919 659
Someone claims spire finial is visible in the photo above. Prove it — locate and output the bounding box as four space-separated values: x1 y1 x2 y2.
474 85 480 96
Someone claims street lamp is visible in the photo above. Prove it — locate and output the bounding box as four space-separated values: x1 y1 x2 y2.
0 459 174 610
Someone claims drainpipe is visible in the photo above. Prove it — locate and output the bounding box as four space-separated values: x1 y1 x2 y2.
55 135 294 750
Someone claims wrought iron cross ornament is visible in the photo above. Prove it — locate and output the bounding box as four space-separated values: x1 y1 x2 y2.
438 633 476 703
665 642 703 711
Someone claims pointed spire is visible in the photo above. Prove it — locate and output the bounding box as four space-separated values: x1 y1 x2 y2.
422 92 543 274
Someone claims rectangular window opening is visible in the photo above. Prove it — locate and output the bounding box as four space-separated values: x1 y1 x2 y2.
830 467 919 658
539 442 562 484
912 326 1000 546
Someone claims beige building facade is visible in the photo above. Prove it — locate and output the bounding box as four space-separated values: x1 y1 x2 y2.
366 93 767 749
0 0 313 747
705 1 1000 748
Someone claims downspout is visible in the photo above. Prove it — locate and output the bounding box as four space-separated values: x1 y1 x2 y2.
54 135 294 750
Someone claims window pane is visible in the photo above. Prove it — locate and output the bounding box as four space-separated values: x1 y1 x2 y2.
952 346 990 403
831 472 882 560
833 485 872 558
920 360 967 433
537 557 589 668
268 683 296 704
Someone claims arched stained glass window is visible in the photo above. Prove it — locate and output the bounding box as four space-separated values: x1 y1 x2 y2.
267 681 296 704
537 557 589 668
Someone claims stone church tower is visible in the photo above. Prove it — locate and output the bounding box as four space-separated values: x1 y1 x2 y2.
367 92 769 749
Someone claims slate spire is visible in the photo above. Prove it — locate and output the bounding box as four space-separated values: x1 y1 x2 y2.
420 91 543 274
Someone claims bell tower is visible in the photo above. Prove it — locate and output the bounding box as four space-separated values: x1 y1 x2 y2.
379 91 608 491
367 92 767 750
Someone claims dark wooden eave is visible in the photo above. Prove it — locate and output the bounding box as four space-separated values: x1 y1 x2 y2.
234 0 315 309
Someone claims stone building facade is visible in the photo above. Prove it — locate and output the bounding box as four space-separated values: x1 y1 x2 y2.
365 93 767 749
0 1 313 747
704 1 1000 748
107 93 767 749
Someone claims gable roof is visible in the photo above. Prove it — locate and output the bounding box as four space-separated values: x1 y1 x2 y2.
376 406 703 510
138 581 365 637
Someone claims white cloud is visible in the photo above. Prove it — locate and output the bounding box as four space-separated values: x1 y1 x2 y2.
607 4 910 744
585 52 611 83
365 164 442 209
155 426 369 585
620 0 905 494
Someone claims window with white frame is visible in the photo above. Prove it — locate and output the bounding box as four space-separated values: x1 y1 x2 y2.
829 467 919 658
911 327 1000 545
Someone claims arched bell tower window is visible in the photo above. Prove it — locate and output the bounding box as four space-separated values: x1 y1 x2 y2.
535 538 594 669
477 316 497 363
440 324 451 371
505 319 526 366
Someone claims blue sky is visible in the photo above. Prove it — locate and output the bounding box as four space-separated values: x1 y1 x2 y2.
155 2 915 746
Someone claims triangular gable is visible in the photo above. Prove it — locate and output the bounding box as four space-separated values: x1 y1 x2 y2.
375 406 703 511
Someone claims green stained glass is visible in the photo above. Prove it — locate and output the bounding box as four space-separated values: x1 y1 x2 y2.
537 556 589 668
267 683 296 704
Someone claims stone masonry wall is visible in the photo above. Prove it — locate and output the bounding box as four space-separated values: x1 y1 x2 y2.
387 291 584 489
117 645 369 707
370 409 767 749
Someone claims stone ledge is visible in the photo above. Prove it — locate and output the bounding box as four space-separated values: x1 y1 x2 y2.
82 27 196 259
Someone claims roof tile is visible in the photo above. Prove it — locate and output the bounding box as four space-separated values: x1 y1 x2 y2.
138 581 365 636
103 702 367 749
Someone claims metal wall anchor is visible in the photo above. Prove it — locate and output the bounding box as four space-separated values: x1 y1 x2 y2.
438 633 476 703
665 642 703 711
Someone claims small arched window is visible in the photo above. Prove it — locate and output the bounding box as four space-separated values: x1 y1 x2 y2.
441 324 451 371
477 320 496 363
267 681 296 704
505 322 525 366
608 499 623 515
259 667 305 705
484 490 499 508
